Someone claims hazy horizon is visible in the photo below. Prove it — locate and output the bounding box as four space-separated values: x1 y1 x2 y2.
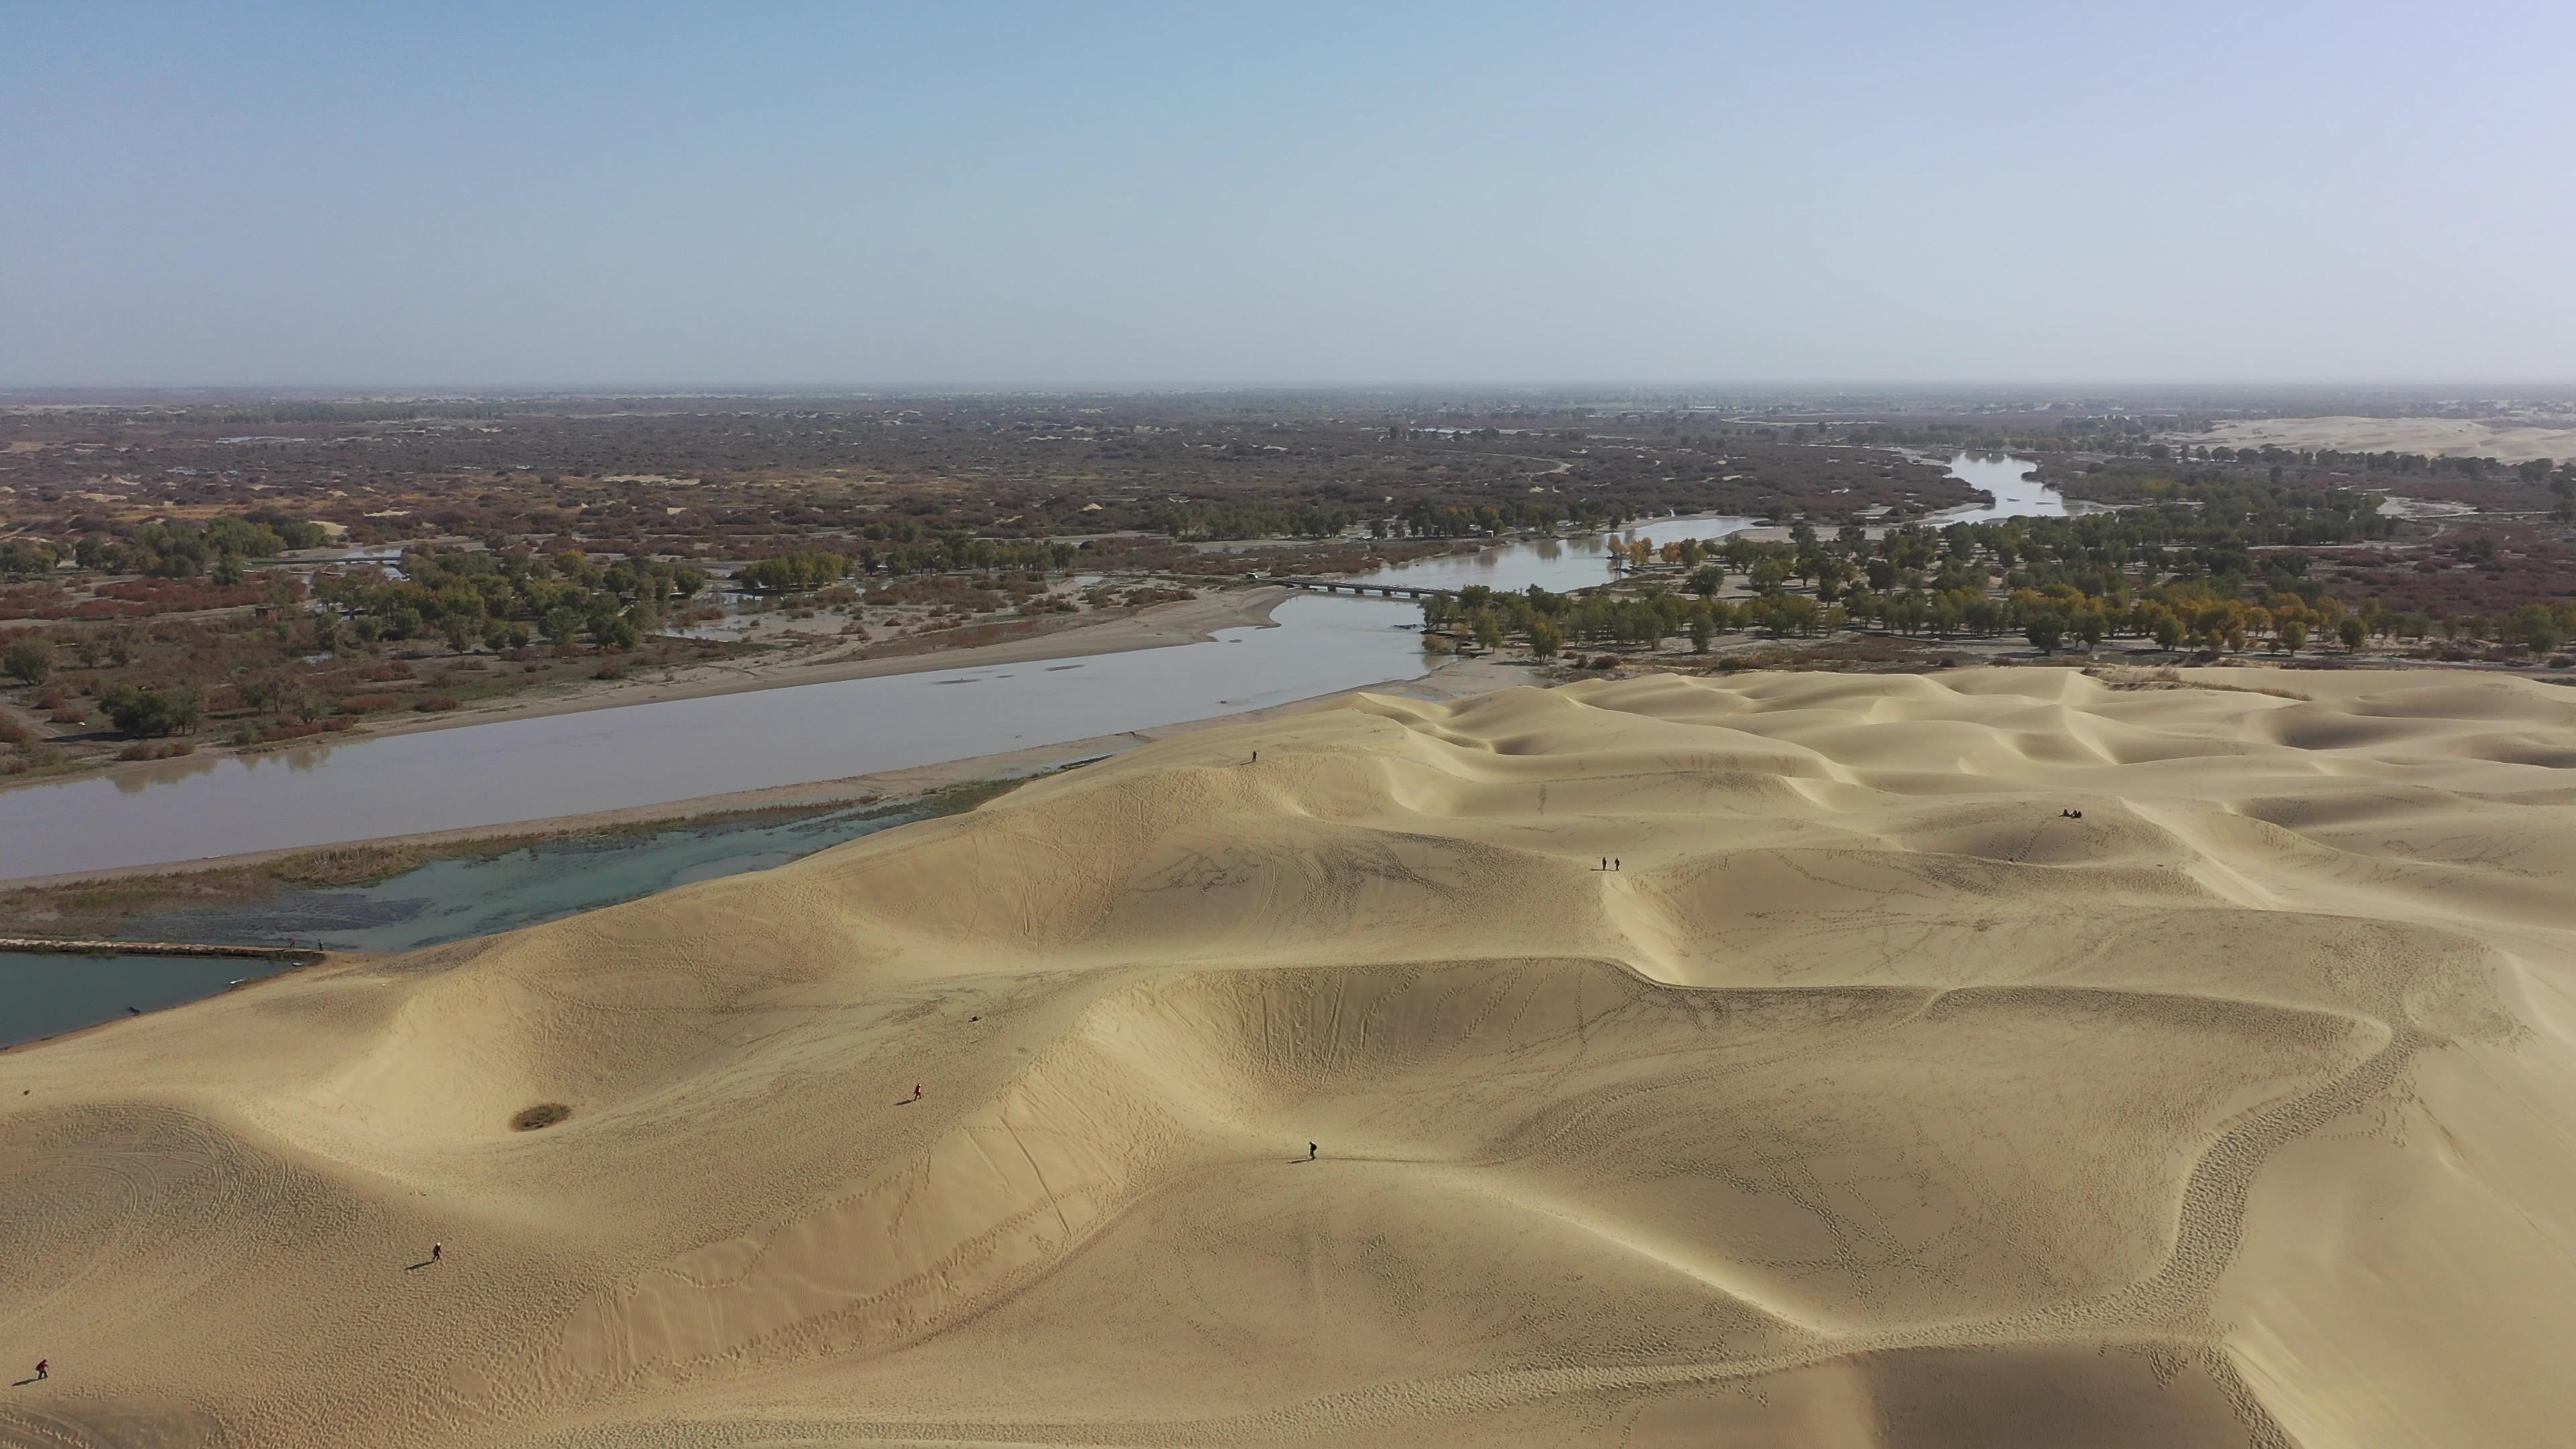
10 380 2576 401
7 1 2572 389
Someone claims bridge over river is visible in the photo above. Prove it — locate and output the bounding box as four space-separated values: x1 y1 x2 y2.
1271 577 1448 600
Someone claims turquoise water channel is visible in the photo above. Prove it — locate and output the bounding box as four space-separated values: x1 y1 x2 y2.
117 801 924 955
1 952 294 1050
3 802 924 1050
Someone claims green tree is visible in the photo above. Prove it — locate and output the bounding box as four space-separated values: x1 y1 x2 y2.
2025 612 2065 654
1526 619 1563 659
737 552 851 592
0 540 60 580
2337 616 2367 652
442 612 483 653
1688 616 1715 653
2278 618 2308 655
98 685 203 737
239 676 321 722
2 636 54 685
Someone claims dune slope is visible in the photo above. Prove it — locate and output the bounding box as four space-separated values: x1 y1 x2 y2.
5 665 2575 1447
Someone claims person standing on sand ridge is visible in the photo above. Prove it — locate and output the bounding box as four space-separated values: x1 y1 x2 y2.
1308 1142 1318 1161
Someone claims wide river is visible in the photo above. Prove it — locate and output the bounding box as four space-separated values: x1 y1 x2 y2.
0 453 2057 883
0 595 1428 881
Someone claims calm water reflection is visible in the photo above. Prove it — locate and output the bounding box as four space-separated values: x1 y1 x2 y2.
1339 512 1763 594
1 951 293 1050
1927 453 2087 521
0 596 1427 881
1337 453 2069 594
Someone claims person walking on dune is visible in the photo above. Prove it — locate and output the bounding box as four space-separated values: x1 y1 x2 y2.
431 1242 442 1264
1308 1142 1318 1162
32 1359 46 1380
913 1083 924 1102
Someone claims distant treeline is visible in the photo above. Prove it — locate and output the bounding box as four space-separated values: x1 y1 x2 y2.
2127 449 2569 480
1151 497 1634 542
8 511 331 581
1423 492 2572 659
736 537 1081 590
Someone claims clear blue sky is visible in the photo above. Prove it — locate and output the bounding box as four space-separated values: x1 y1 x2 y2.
4 1 2570 386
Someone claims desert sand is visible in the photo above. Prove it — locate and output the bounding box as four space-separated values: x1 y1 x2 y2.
2192 415 2576 464
5 665 2575 1447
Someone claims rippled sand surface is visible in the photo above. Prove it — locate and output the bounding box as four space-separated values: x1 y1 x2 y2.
7 666 2573 1448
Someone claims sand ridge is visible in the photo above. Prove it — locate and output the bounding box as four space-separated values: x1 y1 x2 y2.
4 665 2574 1446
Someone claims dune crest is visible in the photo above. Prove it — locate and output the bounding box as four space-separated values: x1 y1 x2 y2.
5 665 2574 1447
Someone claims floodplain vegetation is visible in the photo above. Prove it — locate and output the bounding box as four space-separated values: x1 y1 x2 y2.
3 389 2573 781
1429 478 2574 672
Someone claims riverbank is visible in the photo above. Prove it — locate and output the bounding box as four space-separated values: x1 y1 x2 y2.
0 649 1533 910
0 936 323 962
348 582 1298 740
0 584 1297 800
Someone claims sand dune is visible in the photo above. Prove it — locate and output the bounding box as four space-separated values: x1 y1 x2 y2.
2194 415 2576 464
5 665 2575 1446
